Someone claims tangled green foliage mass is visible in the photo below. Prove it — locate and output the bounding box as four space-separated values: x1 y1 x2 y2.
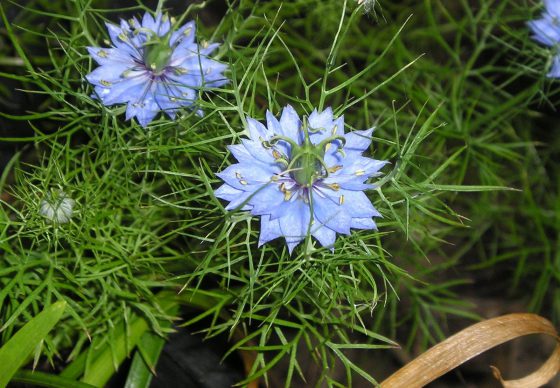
0 0 558 386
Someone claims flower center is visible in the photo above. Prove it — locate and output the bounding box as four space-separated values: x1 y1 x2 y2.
266 118 347 188
144 34 173 74
290 142 326 187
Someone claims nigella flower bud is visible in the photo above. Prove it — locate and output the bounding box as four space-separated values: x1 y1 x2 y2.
356 0 376 13
39 190 75 224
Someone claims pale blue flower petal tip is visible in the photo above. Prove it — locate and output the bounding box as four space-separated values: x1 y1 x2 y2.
86 12 228 127
528 0 560 78
215 106 388 254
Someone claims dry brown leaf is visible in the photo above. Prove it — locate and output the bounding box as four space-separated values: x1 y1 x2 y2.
380 313 560 388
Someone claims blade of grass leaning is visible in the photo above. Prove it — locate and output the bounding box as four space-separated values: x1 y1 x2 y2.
124 303 179 388
81 294 177 387
11 370 96 388
0 300 66 388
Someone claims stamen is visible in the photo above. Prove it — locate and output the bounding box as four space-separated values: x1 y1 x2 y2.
100 80 112 87
339 195 345 205
118 32 128 42
328 165 343 174
327 183 340 191
239 179 248 185
98 50 108 58
355 169 365 176
271 175 279 182
174 67 188 75
325 143 331 151
284 190 293 201
184 27 192 36
272 150 281 159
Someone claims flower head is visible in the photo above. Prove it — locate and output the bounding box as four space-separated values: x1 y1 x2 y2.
528 0 560 77
40 190 75 224
215 106 388 253
86 12 228 127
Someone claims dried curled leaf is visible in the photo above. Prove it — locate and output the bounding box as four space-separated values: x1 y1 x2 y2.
381 313 560 388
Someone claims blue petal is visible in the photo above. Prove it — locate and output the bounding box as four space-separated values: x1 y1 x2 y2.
323 157 388 190
259 215 283 246
214 183 243 201
345 128 374 152
241 139 276 164
201 62 229 87
311 225 336 251
247 117 269 140
142 12 157 31
279 105 302 144
156 14 171 36
87 47 134 65
172 56 227 87
308 107 334 132
86 63 131 84
215 184 254 211
339 190 381 218
278 200 310 253
309 114 345 152
548 55 560 78
228 144 275 168
105 22 139 57
170 21 196 47
545 0 560 18
125 91 160 127
266 110 283 135
249 184 285 215
103 77 149 105
265 199 296 220
350 217 377 230
216 163 278 190
528 17 560 46
312 193 351 234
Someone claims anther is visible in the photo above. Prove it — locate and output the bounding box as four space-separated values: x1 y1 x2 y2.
283 190 293 201
118 32 128 42
328 165 343 174
327 183 340 191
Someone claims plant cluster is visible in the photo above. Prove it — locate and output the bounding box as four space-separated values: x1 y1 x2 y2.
0 0 559 386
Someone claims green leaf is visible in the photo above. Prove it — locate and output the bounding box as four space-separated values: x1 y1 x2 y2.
12 370 96 388
0 300 66 388
124 302 179 388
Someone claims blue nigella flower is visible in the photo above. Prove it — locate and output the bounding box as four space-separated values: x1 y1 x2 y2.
528 0 560 77
215 106 388 253
86 12 228 127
